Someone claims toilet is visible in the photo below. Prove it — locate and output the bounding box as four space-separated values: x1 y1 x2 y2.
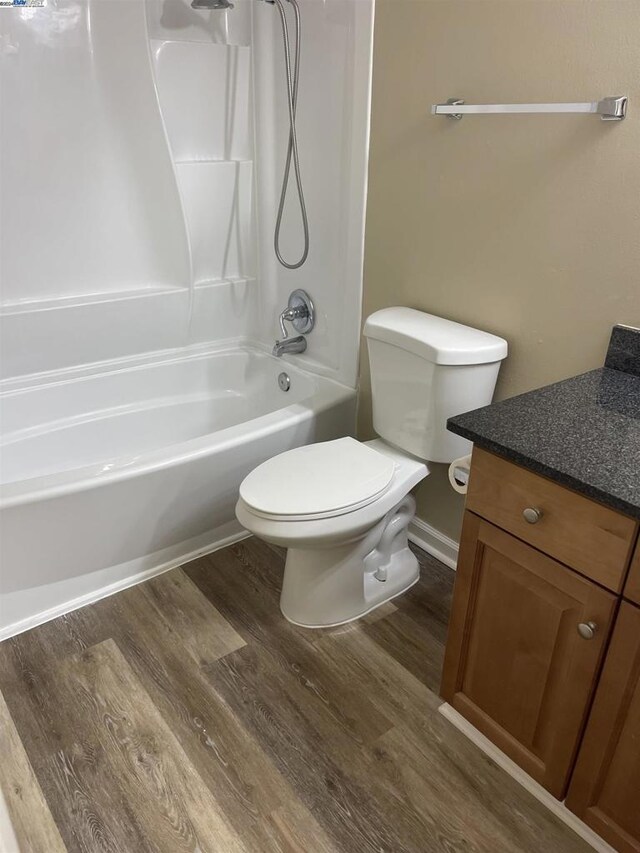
236 308 508 628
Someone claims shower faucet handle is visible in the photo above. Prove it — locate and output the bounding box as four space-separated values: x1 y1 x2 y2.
278 290 315 339
279 305 306 338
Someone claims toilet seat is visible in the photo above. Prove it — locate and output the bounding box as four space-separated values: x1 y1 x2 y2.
239 437 396 521
236 438 428 552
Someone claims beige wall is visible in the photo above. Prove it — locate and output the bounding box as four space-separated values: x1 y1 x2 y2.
359 0 640 541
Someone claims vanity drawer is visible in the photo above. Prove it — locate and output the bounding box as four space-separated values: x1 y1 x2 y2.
466 448 637 592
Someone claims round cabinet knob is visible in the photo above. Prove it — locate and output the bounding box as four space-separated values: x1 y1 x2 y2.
522 507 543 524
577 621 598 640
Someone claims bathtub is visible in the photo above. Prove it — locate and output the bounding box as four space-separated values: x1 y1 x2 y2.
0 346 356 639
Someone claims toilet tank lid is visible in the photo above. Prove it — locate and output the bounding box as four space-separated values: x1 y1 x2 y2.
364 308 508 365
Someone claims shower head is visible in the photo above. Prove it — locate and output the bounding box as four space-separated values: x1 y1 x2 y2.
191 0 234 9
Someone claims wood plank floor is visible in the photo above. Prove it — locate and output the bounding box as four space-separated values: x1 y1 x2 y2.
0 539 592 853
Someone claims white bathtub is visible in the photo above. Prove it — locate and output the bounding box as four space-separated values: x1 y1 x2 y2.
0 346 356 639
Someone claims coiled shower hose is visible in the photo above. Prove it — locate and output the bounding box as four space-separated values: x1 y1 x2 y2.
272 0 309 269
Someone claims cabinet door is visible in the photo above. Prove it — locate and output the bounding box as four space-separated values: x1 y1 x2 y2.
441 512 616 798
566 601 640 853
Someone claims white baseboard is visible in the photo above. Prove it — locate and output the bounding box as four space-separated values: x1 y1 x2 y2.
438 703 616 853
408 517 459 570
0 526 251 642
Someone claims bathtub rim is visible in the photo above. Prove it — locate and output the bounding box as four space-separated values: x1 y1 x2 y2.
0 345 356 509
0 337 344 395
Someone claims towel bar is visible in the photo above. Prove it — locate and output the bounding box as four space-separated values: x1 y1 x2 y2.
431 96 627 122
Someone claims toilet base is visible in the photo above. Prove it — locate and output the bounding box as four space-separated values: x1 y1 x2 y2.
279 495 419 628
281 570 419 629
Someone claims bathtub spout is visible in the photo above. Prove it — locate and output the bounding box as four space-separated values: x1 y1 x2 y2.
272 335 307 357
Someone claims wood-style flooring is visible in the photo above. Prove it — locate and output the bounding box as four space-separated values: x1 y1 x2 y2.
0 538 591 852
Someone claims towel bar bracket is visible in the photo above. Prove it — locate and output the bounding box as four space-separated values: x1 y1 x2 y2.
597 96 627 121
445 98 465 120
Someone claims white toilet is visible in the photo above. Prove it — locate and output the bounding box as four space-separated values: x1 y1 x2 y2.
236 308 507 628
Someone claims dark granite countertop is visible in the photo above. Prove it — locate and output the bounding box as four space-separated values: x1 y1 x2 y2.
448 366 640 519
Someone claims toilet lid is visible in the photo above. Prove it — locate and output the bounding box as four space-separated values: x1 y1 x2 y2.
239 437 396 520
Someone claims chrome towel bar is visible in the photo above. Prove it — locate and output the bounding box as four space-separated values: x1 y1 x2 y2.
432 96 627 122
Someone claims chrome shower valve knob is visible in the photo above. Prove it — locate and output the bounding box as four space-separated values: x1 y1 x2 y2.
277 290 315 339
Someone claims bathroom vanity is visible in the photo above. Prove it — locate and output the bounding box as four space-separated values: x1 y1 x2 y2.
442 326 640 853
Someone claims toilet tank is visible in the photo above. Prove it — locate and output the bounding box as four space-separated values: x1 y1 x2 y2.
364 308 508 463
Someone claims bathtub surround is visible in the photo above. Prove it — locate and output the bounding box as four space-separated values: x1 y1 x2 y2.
360 0 640 543
151 36 255 285
0 0 374 638
252 0 374 387
0 538 591 853
1 0 188 306
0 0 373 385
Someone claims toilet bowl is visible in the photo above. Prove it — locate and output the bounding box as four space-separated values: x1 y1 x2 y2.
236 308 508 628
236 438 427 627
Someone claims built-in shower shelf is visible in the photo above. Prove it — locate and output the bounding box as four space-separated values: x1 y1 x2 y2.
0 278 259 382
151 39 252 164
0 284 188 316
194 276 256 289
174 158 253 166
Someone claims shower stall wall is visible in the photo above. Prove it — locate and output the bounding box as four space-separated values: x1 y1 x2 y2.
0 0 374 637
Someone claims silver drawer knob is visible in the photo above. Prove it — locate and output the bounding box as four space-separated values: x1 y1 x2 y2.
577 621 598 640
522 506 543 524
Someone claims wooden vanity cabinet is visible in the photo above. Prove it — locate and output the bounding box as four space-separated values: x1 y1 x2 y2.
441 511 617 798
566 601 640 853
623 544 640 606
441 447 640 847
